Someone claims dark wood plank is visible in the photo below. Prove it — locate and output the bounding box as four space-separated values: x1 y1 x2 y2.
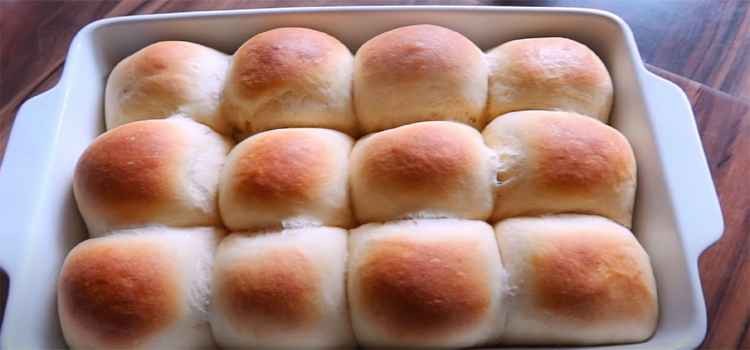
0 0 174 166
490 0 750 100
648 65 750 350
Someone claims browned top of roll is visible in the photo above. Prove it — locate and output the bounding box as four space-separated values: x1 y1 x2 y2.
501 38 605 88
356 24 483 82
535 114 633 193
113 41 208 86
532 231 654 323
357 237 491 338
58 239 181 348
219 247 321 335
231 130 332 202
355 122 481 193
74 121 181 215
231 27 348 95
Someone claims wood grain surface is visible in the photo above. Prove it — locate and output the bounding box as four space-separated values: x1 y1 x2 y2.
0 1 748 349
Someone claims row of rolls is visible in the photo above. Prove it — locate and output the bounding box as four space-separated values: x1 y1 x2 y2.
60 217 655 349
105 24 614 140
59 23 657 349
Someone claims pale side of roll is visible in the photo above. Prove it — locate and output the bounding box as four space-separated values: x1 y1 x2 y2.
348 219 506 348
494 215 658 345
58 226 225 349
74 118 234 237
482 110 636 227
105 41 232 135
350 121 494 224
486 37 613 123
221 27 357 139
209 227 355 348
219 128 354 231
353 24 489 134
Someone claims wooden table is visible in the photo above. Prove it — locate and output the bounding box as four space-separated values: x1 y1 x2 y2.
1 1 747 348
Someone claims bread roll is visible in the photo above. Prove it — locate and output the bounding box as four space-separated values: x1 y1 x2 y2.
74 118 234 237
105 41 231 134
221 27 356 139
219 128 354 231
209 227 355 348
350 121 494 224
348 219 505 348
353 24 489 134
494 215 658 345
58 226 224 349
483 111 636 227
486 37 613 123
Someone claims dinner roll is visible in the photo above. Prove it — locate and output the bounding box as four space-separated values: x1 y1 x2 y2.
350 121 494 224
209 227 355 348
219 128 354 231
74 118 234 237
105 41 231 134
221 27 356 139
353 24 489 134
486 37 613 123
483 111 636 227
494 215 658 345
58 226 224 349
349 219 505 348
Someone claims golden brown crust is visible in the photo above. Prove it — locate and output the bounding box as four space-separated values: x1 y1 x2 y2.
532 234 653 323
231 131 330 202
356 25 482 81
74 121 180 216
535 115 634 194
59 240 181 348
486 37 613 122
231 27 345 94
357 123 477 193
124 41 203 77
219 248 321 335
357 238 491 338
503 38 604 88
108 41 212 119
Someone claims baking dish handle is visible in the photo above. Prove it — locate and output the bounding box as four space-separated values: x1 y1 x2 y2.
642 72 724 258
0 87 62 281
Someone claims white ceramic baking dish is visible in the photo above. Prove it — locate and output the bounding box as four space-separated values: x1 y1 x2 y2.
0 5 723 350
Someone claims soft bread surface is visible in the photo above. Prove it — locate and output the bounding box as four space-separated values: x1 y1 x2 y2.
58 226 224 349
348 219 505 348
221 27 357 139
350 121 494 224
482 110 636 227
74 118 234 237
105 41 231 134
486 37 613 123
494 215 658 345
219 128 354 231
209 227 355 348
353 24 489 134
